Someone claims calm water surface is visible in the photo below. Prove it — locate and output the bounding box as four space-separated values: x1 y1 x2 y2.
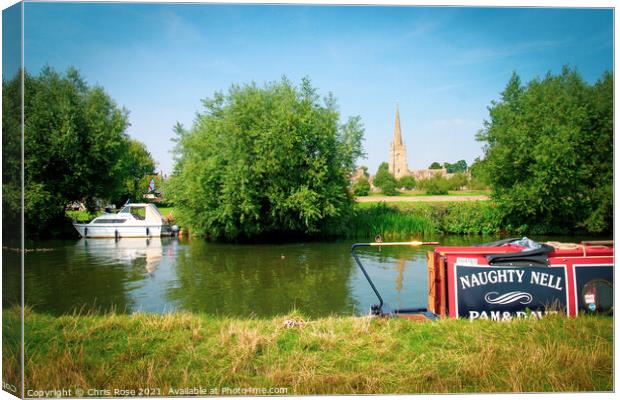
3 235 596 317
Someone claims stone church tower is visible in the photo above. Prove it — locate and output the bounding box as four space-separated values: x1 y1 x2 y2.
389 105 409 179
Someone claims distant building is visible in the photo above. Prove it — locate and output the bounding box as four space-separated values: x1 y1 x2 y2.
388 105 410 179
388 105 448 180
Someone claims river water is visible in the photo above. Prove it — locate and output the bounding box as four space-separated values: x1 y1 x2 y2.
2 235 600 317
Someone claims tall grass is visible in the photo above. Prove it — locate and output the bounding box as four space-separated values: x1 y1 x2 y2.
345 203 436 239
5 307 612 395
338 202 502 240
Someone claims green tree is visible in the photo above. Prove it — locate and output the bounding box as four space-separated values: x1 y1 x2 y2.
476 67 612 233
398 175 416 190
110 139 157 205
444 159 468 173
352 176 371 197
429 162 442 169
373 162 398 195
2 66 155 238
168 78 365 240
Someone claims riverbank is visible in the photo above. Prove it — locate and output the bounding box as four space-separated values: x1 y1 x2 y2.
345 201 501 238
4 308 612 395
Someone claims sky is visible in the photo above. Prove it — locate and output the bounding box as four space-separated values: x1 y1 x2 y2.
12 2 614 174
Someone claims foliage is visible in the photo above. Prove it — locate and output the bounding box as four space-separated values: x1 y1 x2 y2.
168 77 365 240
110 139 157 206
1 67 156 238
352 176 371 197
346 201 501 237
344 202 436 239
373 162 398 195
372 162 391 188
2 69 22 242
429 161 442 169
447 172 468 190
420 174 450 195
398 175 416 190
380 178 398 196
443 159 468 173
468 157 489 190
477 67 613 234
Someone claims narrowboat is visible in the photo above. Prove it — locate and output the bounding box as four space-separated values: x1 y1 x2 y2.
352 238 613 320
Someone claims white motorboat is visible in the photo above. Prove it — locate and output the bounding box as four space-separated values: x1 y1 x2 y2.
72 203 169 238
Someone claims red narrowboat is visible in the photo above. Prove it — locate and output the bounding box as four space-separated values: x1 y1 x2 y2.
352 238 613 320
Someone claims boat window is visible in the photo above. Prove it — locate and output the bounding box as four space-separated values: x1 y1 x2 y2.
119 207 131 214
92 219 127 224
131 207 146 220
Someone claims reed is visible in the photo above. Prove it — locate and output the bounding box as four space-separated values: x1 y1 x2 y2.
3 307 611 395
344 203 436 239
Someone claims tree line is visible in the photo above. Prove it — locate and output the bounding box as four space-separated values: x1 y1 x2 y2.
2 67 156 239
3 66 611 240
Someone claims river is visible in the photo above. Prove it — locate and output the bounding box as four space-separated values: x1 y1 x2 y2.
2 235 601 317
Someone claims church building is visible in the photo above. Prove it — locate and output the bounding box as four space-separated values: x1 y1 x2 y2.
388 106 409 179
387 105 448 180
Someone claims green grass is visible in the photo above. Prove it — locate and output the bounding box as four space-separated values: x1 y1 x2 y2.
345 202 502 238
3 308 612 395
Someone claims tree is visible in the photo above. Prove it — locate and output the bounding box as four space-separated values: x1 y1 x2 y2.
352 176 371 196
444 159 468 173
2 66 155 238
476 67 612 233
398 175 416 190
373 162 398 195
110 139 157 205
429 162 442 169
168 77 365 240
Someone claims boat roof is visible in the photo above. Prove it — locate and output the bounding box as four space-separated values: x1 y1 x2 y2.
121 203 157 208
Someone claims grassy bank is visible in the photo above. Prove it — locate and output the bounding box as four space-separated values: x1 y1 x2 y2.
345 202 501 238
3 308 612 395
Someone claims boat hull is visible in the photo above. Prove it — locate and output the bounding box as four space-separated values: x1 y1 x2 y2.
73 223 162 238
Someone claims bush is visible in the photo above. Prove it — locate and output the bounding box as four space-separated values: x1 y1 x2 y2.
352 177 371 196
168 78 365 240
422 175 450 195
398 175 416 190
447 172 468 190
380 179 399 196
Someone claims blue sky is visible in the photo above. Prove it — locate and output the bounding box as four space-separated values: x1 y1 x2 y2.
19 3 613 174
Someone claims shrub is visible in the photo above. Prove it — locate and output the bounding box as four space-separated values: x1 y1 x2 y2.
398 175 416 190
422 175 450 195
352 177 371 197
380 179 399 196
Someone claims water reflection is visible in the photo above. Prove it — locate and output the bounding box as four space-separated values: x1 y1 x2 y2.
81 238 164 274
20 235 522 317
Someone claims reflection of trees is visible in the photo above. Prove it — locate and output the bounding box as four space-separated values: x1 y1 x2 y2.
166 241 357 318
23 239 165 315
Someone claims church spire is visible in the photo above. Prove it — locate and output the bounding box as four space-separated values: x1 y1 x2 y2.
393 104 403 146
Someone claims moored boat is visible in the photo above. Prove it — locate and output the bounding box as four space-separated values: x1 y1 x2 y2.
72 203 172 238
353 238 613 320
